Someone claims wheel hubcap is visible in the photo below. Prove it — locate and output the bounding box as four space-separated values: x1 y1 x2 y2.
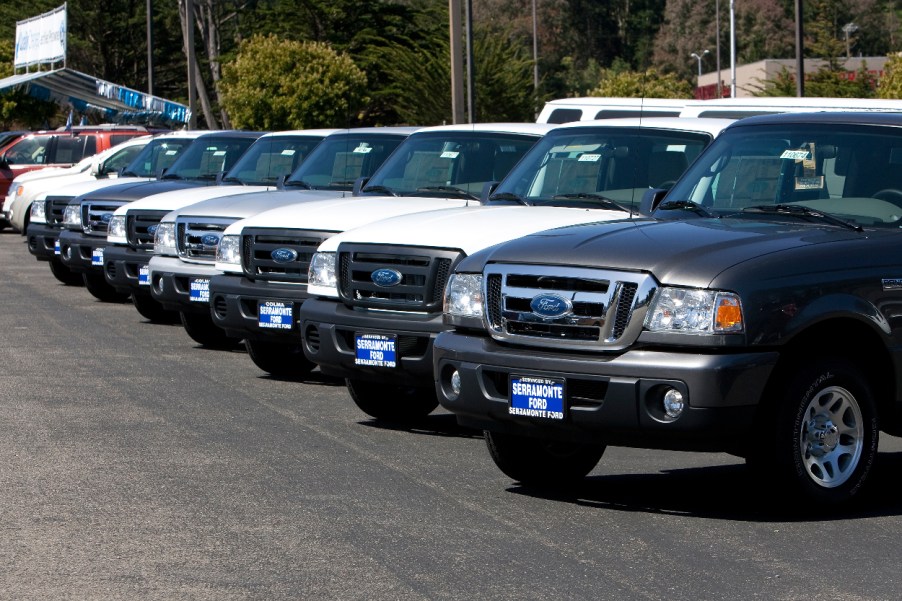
798 385 863 488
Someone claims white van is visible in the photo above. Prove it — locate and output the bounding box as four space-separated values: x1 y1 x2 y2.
537 97 688 124
678 96 902 119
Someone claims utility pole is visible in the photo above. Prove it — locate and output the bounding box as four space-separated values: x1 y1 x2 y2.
185 0 197 128
449 0 465 124
795 0 804 97
146 0 153 96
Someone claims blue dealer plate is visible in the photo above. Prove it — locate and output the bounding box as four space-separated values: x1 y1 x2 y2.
354 333 397 368
91 247 104 266
509 375 565 420
258 301 293 330
189 277 210 302
54 239 60 255
138 265 149 286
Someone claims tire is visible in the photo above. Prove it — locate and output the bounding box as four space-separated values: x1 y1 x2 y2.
245 339 315 378
82 271 129 302
131 293 180 324
49 257 84 286
752 359 878 507
180 311 241 349
484 430 605 488
345 378 439 423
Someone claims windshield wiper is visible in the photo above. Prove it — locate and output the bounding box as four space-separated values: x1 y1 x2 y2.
416 185 479 200
741 204 863 232
284 179 313 190
552 193 634 214
361 185 398 196
488 192 530 205
658 200 715 217
221 176 244 185
120 169 139 178
161 172 182 180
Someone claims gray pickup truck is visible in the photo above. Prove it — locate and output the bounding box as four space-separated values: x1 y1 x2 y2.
435 112 902 508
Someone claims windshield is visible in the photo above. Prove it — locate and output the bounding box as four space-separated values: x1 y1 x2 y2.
360 131 539 198
163 135 258 181
122 137 195 177
223 135 325 186
285 133 408 191
491 127 711 209
664 122 902 228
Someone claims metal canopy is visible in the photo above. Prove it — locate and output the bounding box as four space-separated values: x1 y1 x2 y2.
0 67 190 125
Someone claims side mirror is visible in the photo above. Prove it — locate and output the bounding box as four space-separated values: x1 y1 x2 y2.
480 181 500 203
353 176 369 196
638 188 668 216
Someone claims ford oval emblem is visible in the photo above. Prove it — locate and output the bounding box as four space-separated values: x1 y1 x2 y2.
101 213 113 223
201 234 220 246
271 248 298 264
371 268 403 287
147 224 158 235
530 293 573 318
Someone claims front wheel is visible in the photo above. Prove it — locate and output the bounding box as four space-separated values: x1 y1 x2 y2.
49 257 83 286
82 272 129 302
245 339 315 378
485 430 605 488
753 359 878 507
180 311 241 349
345 378 438 423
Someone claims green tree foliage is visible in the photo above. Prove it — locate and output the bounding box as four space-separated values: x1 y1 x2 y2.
588 67 695 98
756 63 878 97
877 53 902 98
219 35 368 130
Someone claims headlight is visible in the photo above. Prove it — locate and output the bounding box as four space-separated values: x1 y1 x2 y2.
107 215 126 240
63 203 82 228
645 287 744 334
307 252 338 297
217 234 241 265
444 273 484 328
153 222 177 256
30 200 47 224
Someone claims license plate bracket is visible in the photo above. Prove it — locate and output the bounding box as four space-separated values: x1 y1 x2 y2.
354 333 397 368
509 375 565 420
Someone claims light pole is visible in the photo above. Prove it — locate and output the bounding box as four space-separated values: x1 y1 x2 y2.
690 50 709 95
842 22 859 58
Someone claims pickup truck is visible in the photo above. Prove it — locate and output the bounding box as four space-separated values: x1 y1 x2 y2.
434 111 902 508
56 131 263 301
26 131 205 286
103 129 337 322
298 118 731 421
148 127 419 347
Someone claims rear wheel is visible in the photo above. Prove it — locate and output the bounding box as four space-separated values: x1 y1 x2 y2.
82 271 129 302
180 311 241 349
485 430 605 488
49 257 83 286
132 293 180 323
245 339 315 378
751 358 878 507
346 378 438 423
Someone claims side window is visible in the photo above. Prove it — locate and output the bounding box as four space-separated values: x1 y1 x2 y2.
101 144 144 175
53 136 89 164
3 136 53 165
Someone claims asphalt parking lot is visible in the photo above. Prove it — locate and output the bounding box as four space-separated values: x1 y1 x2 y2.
2 229 902 600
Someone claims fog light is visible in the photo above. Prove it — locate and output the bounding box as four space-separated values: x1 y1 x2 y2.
663 388 685 419
450 370 461 396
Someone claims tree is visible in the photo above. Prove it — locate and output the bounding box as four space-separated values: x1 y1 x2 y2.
756 63 877 97
219 35 368 130
877 53 902 98
588 67 695 98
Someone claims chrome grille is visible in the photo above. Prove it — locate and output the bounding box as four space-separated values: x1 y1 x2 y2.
241 228 332 283
127 210 169 249
337 243 462 312
175 216 236 262
82 200 126 236
484 264 656 351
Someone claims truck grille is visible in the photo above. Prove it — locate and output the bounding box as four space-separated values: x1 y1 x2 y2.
337 243 462 312
176 216 236 262
45 196 74 227
240 228 332 283
484 264 656 350
127 210 169 249
82 200 126 236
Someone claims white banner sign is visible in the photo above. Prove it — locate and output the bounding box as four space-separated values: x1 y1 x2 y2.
14 4 67 68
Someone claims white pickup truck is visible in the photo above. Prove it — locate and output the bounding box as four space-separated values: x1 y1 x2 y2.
296 117 734 422
205 122 554 371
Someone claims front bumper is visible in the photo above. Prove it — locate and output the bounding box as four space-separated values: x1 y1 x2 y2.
149 255 221 314
433 331 779 452
209 273 309 341
26 222 65 261
104 245 154 295
300 297 445 387
58 229 108 274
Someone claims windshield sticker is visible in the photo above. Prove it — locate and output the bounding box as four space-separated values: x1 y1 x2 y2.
795 176 824 190
440 151 459 159
213 150 227 156
353 144 372 154
781 149 811 160
165 150 178 155
578 154 602 162
281 149 296 156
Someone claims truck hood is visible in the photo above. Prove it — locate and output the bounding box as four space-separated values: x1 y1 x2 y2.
41 176 152 200
164 188 348 222
464 217 881 289
79 179 209 202
114 184 278 216
316 205 627 254
222 195 477 235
